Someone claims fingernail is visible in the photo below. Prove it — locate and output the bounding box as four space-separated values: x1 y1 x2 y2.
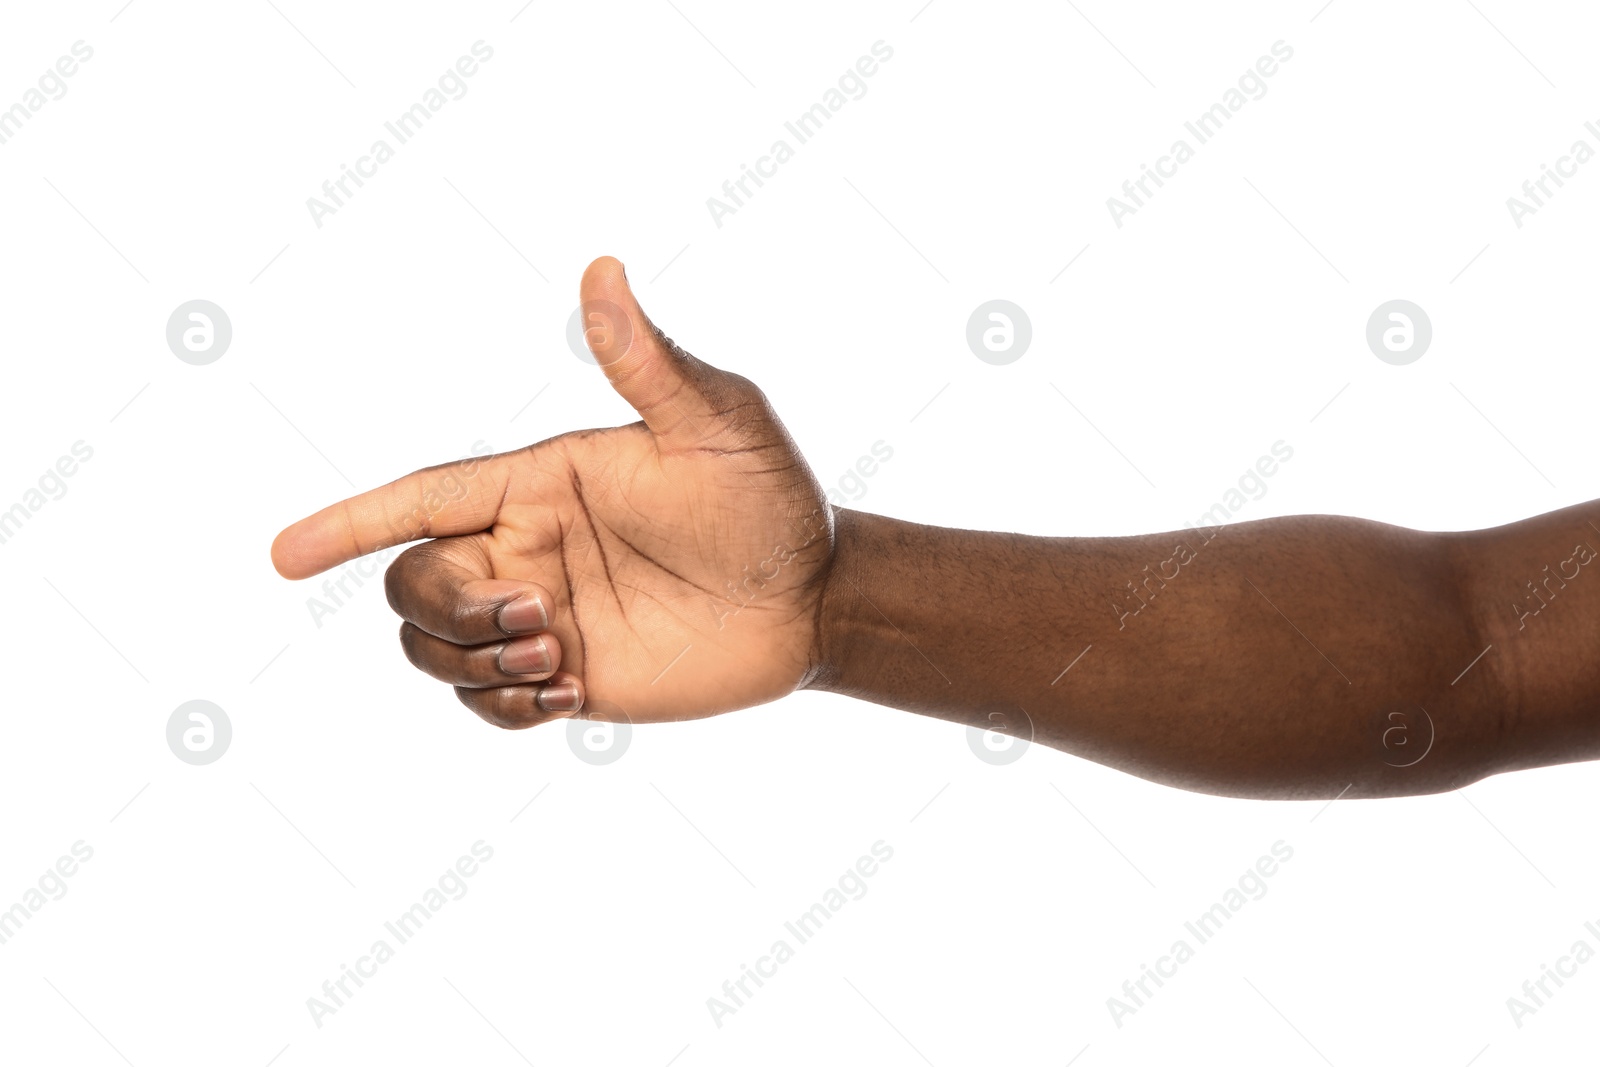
499 594 548 634
536 681 582 714
499 636 552 675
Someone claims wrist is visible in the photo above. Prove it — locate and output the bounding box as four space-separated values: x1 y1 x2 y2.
803 506 867 693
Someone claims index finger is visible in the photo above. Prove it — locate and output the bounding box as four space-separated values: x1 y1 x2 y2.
270 449 512 580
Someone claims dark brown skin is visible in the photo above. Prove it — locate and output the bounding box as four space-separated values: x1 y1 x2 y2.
816 504 1600 798
271 256 1600 800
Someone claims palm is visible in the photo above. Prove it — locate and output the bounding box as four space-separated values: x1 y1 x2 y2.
484 419 830 722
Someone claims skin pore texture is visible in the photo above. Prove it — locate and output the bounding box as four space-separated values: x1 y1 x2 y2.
271 256 1600 801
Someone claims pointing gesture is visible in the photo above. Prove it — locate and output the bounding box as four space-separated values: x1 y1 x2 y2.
272 256 836 729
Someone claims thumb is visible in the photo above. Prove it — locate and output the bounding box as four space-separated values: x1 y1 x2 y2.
579 255 731 449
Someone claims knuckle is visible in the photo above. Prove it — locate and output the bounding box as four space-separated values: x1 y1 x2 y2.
456 686 520 730
721 370 757 394
445 597 487 642
397 622 424 668
709 373 772 430
383 557 407 614
454 685 484 716
384 543 429 614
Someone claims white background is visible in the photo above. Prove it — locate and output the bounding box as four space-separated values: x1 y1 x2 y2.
1 1 1597 1063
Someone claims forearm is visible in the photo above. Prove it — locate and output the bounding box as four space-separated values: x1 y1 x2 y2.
807 504 1600 799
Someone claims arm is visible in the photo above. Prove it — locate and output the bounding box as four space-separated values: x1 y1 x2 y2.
271 256 1600 801
809 502 1600 798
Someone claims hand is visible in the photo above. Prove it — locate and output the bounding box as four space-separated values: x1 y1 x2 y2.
271 257 836 729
